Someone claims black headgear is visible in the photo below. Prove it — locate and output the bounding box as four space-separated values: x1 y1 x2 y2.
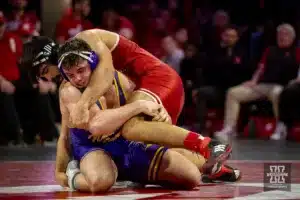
22 36 59 82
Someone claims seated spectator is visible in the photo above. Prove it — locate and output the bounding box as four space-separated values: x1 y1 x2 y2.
6 0 40 34
161 35 184 73
55 0 93 45
195 25 250 133
215 24 300 142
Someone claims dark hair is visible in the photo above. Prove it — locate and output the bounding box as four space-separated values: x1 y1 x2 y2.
58 38 92 70
21 36 58 82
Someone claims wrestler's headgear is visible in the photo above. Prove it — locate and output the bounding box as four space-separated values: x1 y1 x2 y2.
57 50 99 81
22 36 59 82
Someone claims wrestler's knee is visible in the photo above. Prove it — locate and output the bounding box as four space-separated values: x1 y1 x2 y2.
159 150 201 189
80 150 117 193
88 171 116 193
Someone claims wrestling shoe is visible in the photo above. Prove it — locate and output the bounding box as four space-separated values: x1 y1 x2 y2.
202 164 241 183
201 138 232 174
66 160 80 191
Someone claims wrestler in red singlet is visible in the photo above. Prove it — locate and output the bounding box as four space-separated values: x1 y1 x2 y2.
111 35 184 124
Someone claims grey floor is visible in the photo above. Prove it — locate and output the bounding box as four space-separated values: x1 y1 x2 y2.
0 139 299 161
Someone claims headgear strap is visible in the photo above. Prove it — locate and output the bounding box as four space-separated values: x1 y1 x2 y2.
57 51 99 81
33 42 56 67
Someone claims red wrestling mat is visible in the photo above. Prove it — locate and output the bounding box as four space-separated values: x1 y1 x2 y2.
0 161 300 200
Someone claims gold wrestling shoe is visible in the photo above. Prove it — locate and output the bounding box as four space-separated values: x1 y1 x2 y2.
201 164 241 183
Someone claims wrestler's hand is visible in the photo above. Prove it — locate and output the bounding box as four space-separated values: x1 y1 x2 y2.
70 103 89 129
55 172 69 188
152 106 172 124
139 100 162 117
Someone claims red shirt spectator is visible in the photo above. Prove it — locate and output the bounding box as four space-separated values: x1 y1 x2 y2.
56 0 93 44
0 12 22 81
100 9 135 40
6 11 39 32
6 0 40 33
118 16 135 40
18 21 38 43
55 15 93 44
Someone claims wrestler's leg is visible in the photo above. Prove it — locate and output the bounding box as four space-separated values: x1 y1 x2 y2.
157 149 201 189
171 148 206 170
122 91 202 147
172 148 242 182
71 150 117 193
122 91 230 160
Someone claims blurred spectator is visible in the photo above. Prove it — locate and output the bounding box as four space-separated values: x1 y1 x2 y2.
202 10 230 51
215 23 300 141
180 43 205 107
161 35 184 73
55 0 93 45
0 15 58 145
195 25 250 133
81 0 91 20
18 21 39 43
0 12 22 83
6 0 40 34
142 8 178 57
175 27 188 48
100 9 135 40
0 12 23 145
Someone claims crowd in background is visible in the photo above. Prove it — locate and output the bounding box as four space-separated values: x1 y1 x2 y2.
1 0 300 146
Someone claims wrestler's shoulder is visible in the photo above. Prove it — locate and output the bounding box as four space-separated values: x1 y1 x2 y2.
59 82 79 99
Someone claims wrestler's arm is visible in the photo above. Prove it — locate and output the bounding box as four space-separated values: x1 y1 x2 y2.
55 90 71 187
75 29 115 109
60 84 150 136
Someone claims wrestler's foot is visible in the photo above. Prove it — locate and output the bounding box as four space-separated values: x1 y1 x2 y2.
202 164 241 183
66 160 80 191
201 138 232 174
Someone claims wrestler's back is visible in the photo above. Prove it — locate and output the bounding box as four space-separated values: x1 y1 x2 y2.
98 30 174 83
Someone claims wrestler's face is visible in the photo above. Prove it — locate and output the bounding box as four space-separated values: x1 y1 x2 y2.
63 59 91 88
38 64 60 82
